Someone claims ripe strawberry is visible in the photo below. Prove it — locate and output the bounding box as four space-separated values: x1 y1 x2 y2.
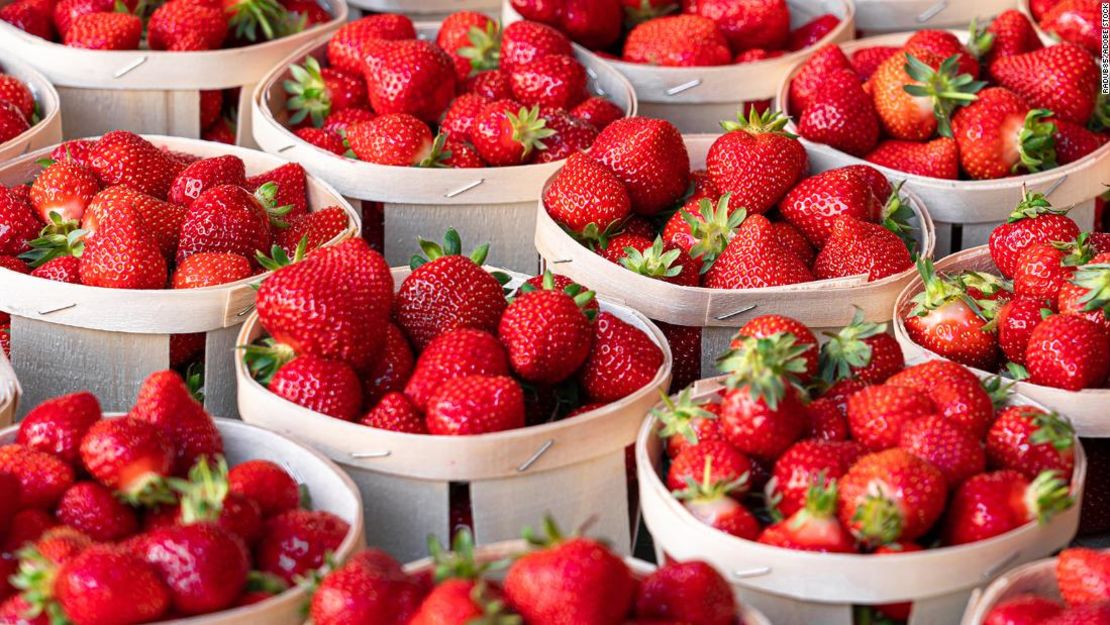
2 509 56 554
436 11 499 82
1054 118 1108 164
0 472 17 537
904 259 1000 370
779 166 884 247
805 397 850 441
635 560 737 625
361 392 427 434
578 311 663 402
499 20 572 72
499 272 595 384
176 182 279 266
295 127 346 155
1056 547 1110 606
989 191 1081 278
465 69 513 100
533 108 598 163
691 0 788 52
771 221 815 266
408 578 511 625
789 44 854 112
0 0 53 40
256 509 350 584
284 57 367 128
543 151 630 241
470 100 554 166
226 459 299 518
703 213 815 288
951 87 1057 180
838 448 947 545
886 360 995 437
815 216 913 282
789 13 839 51
128 369 222 476
987 405 1075 481
172 252 252 289
846 384 936 451
509 54 587 110
996 296 1048 365
0 255 28 274
943 469 1072 545
132 522 249 615
1040 0 1101 54
654 389 723 458
269 355 363 421
363 323 414 405
0 186 43 256
769 440 863 518
0 100 26 146
202 117 236 144
904 29 981 79
760 477 857 552
1026 313 1109 390
363 39 456 123
56 481 138 542
673 461 761 540
440 93 490 140
589 117 689 216
734 314 819 382
63 11 141 49
898 414 986 485
0 444 74 509
246 162 309 219
984 595 1064 625
148 0 228 51
1044 603 1110 625
80 210 169 289
870 51 984 141
1014 241 1081 300
667 440 752 494
16 391 100 465
79 417 175 504
425 375 524 435
87 131 177 199
275 206 348 254
200 89 222 128
404 328 510 409
1059 258 1110 333
989 43 1099 125
56 546 170 625
622 14 732 66
849 46 899 81
82 185 185 258
29 160 100 224
864 138 960 179
707 110 806 215
985 10 1044 67
309 549 426 625
167 155 246 207
819 312 904 384
797 69 879 157
326 14 416 75
571 96 623 130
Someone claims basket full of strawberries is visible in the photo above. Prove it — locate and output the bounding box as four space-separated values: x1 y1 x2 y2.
0 0 347 144
503 0 856 133
0 53 61 163
775 12 1109 253
250 12 635 272
0 369 363 625
234 233 671 561
637 312 1084 625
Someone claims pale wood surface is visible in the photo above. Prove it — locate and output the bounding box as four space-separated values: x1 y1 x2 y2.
961 559 1062 625
0 351 19 427
0 51 63 162
853 0 1015 32
58 87 201 142
352 0 497 14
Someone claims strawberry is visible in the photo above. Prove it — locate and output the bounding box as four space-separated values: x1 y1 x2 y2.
403 328 509 409
226 459 299 518
275 206 348 255
778 166 884 247
846 384 936 451
617 236 700 286
87 131 176 200
904 29 981 79
1040 0 1101 54
127 369 222 476
55 545 170 625
578 311 663 402
363 323 414 405
56 481 138 542
326 14 416 75
323 108 376 136
796 69 879 157
989 191 1080 278
470 100 554 166
309 549 425 625
560 0 620 48
707 110 806 215
246 162 308 220
466 69 513 100
543 151 630 241
589 117 690 216
1056 547 1110 606
735 314 819 382
0 255 28 274
361 392 427 434
0 100 27 146
78 210 167 289
769 439 863 518
898 414 986 485
167 155 246 208
703 213 815 288
870 51 984 140
570 96 624 130
1013 241 1081 300
1054 118 1109 164
987 405 1075 481
441 93 490 139
30 257 82 283
673 463 761 540
499 20 572 72
425 375 524 435
838 448 947 545
79 418 175 504
989 43 1099 125
172 252 252 289
943 469 1072 545
0 0 53 40
83 185 185 258
789 44 854 113
886 360 995 437
269 354 363 420
200 89 222 128
347 114 435 166
202 118 236 144
439 138 485 169
504 522 636 625
509 54 587 110
904 259 1000 370
499 271 595 384
789 13 839 51
295 127 347 155
16 391 100 465
363 39 457 123
148 0 228 51
50 140 95 166
984 10 1044 67
176 183 280 265
666 440 752 494
984 595 1064 625
2 509 56 554
0 444 74 509
760 477 857 553
805 397 850 441
850 46 899 81
510 0 562 23
815 216 913 282
436 11 499 82
622 14 732 66
819 311 904 384
654 389 723 458
634 560 737 625
63 11 141 49
691 0 788 52
1025 313 1109 390
864 138 960 179
408 578 512 625
533 108 598 163
1059 257 1110 333
132 523 249 615
29 160 99 224
1043 603 1110 625
996 296 1048 364
284 57 367 128
772 221 815 266
257 509 349 584
951 87 1057 180
0 186 42 256
0 595 45 625
598 231 653 266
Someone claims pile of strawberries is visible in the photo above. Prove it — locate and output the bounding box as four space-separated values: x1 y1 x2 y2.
0 369 352 625
787 11 1107 180
0 0 329 51
1029 0 1101 56
0 71 37 146
309 522 755 625
245 231 665 434
653 311 1078 620
545 115 918 289
903 191 1110 392
281 12 625 169
510 0 840 67
984 548 1110 625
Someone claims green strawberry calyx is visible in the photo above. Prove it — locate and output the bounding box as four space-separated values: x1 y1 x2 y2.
819 307 883 384
798 473 838 522
170 455 231 525
467 581 523 625
428 527 507 582
850 490 903 547
908 257 986 319
1028 411 1076 453
253 181 294 229
417 133 453 169
256 236 309 272
620 236 685 280
981 375 1015 409
1055 233 1093 268
1013 109 1057 174
411 227 491 270
965 17 995 60
515 270 596 319
879 182 917 253
718 332 809 410
246 571 290 597
720 108 797 138
508 106 556 158
240 336 298 385
456 22 501 77
227 0 291 43
674 456 749 502
284 56 333 128
901 53 986 139
652 388 717 446
11 546 66 623
1026 470 1073 525
1071 263 1110 313
1006 186 1067 223
18 212 86 268
687 194 744 272
624 0 679 26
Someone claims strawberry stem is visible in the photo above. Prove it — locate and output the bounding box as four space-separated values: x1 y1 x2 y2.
1014 109 1057 174
901 53 986 138
652 388 717 445
718 332 809 409
819 307 883 383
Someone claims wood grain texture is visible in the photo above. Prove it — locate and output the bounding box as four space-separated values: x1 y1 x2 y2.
346 467 448 563
204 325 242 420
853 0 1015 32
58 88 200 141
351 0 496 16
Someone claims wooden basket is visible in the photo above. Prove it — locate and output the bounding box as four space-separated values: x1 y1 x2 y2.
853 0 1015 33
892 245 1110 437
959 557 1069 625
0 51 62 163
534 133 936 379
404 539 774 625
773 30 1109 256
0 416 365 625
637 375 1087 625
0 350 19 428
351 0 498 19
250 25 636 274
235 266 672 562
504 0 856 134
0 135 360 420
0 0 348 147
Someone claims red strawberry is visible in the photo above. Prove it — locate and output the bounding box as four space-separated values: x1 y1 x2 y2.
760 477 857 552
309 549 426 625
779 166 885 247
789 13 839 51
436 11 499 82
295 127 346 156
63 11 141 49
533 108 598 163
674 466 761 540
838 448 948 545
87 131 177 199
1014 240 1082 300
363 323 414 405
499 272 595 384
78 211 167 289
132 523 249 615
0 255 27 274
989 191 1081 278
246 162 309 220
870 51 984 141
987 405 1075 481
864 138 960 179
275 206 348 254
989 43 1099 125
256 509 350 584
425 374 525 435
147 0 228 51
996 296 1048 365
499 20 572 72
202 117 236 144
0 100 27 145
847 384 936 451
797 69 879 157
509 54 587 110
815 216 913 282
465 69 514 99
571 96 624 130
347 114 435 167
2 509 56 553
635 560 737 625
1044 603 1110 625
984 595 1064 625
408 578 511 625
128 369 222 476
55 546 170 625
904 29 981 79
176 182 279 266
363 39 456 123
589 117 690 216
200 89 222 128
734 314 819 382
703 213 815 288
707 110 806 215
898 414 986 485
361 392 427 434
886 360 995 437
772 221 816 266
850 46 899 81
1054 118 1109 164
285 57 368 128
769 439 863 518
1059 256 1110 333
0 0 53 40
440 93 491 139
0 444 74 509
56 481 138 542
1040 0 1101 54
172 252 252 289
79 418 174 504
0 186 44 256
622 14 732 67
269 355 363 421
470 100 554 166
326 14 416 75
943 469 1072 544
951 87 1057 180
790 44 854 112
167 155 246 207
819 311 904 384
559 0 620 48
403 328 510 409
29 160 100 224
691 0 789 52
578 311 663 402
227 459 299 518
1056 547 1110 606
666 440 752 494
984 10 1044 67
1025 313 1109 390
17 391 100 464
654 389 723 458
82 185 185 259
543 151 630 240
805 397 850 441
904 259 1000 370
